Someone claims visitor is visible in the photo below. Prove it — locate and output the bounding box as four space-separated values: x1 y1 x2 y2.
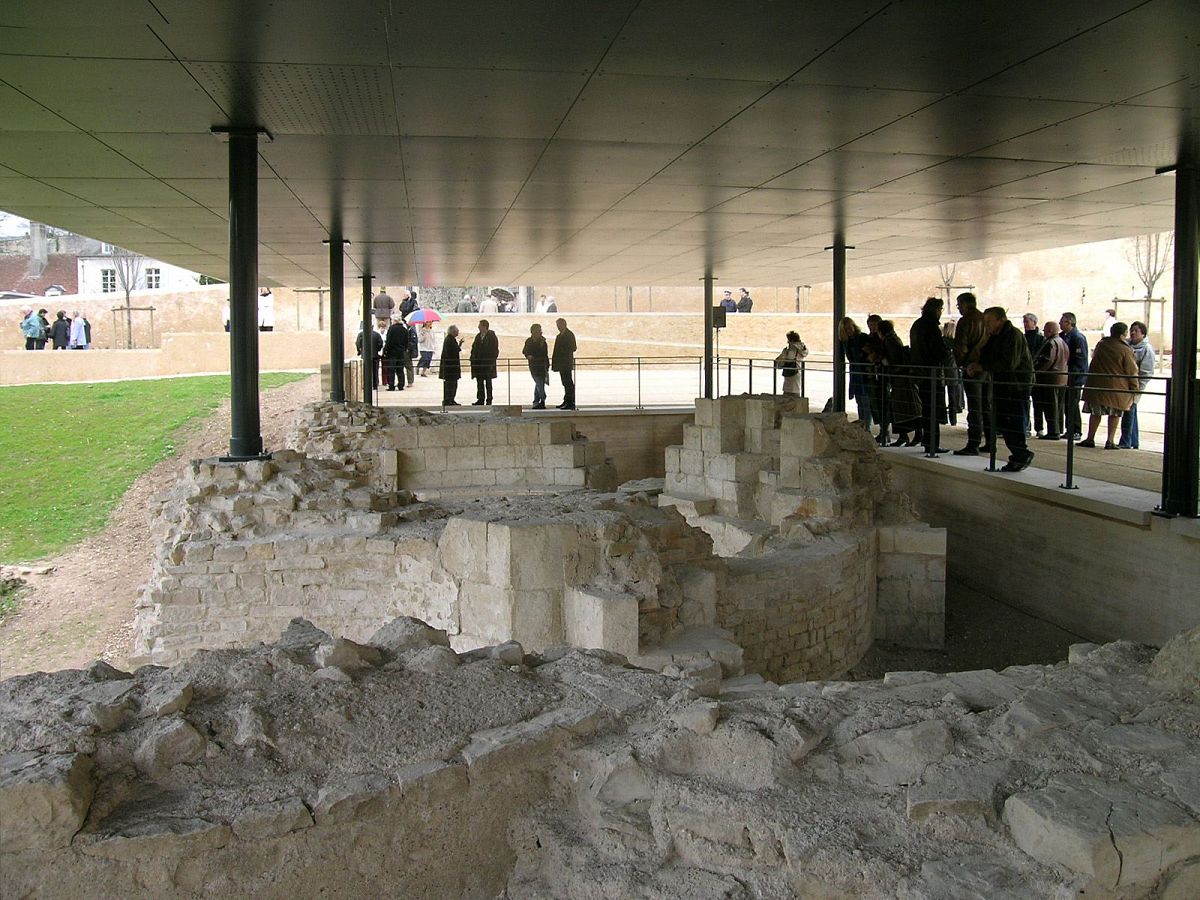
36 309 50 349
478 293 499 315
736 288 753 313
952 292 991 456
403 317 418 386
535 294 550 313
1100 308 1117 338
258 289 274 332
69 310 90 349
909 297 951 452
222 298 230 332
456 294 477 313
20 307 43 350
866 314 882 336
439 325 462 405
940 320 964 426
50 310 71 350
399 288 418 320
1079 322 1138 449
522 323 550 409
720 290 737 314
775 330 808 396
417 322 438 376
1033 320 1068 440
545 296 557 313
1118 321 1156 449
969 307 1034 472
1058 312 1089 440
838 317 872 429
470 319 499 405
863 328 889 444
1021 313 1044 435
552 317 577 409
382 316 409 391
355 322 383 388
372 287 395 322
879 320 922 447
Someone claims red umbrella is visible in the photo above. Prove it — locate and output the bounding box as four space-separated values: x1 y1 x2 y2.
406 308 442 323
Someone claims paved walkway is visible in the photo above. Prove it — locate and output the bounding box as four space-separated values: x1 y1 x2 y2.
369 364 1169 494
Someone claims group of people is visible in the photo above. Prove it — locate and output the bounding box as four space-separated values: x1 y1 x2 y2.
831 292 1156 473
358 288 439 391
437 318 577 409
452 293 558 314
719 288 755 314
19 307 90 350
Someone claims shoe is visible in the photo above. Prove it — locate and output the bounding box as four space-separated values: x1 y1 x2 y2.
1037 433 1060 441
385 386 395 391
471 400 485 406
444 400 460 406
532 403 545 409
1072 432 1082 440
889 436 909 447
933 447 949 454
904 436 922 447
560 404 576 410
1104 441 1119 450
953 445 980 456
1116 442 1131 449
875 434 890 446
1077 438 1095 448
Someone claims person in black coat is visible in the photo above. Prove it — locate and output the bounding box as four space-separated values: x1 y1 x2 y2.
551 317 577 409
908 297 952 451
355 325 384 388
469 319 499 405
522 323 550 409
438 325 462 405
50 310 72 350
382 318 409 391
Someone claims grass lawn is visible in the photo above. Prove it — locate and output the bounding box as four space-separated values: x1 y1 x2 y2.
0 374 307 563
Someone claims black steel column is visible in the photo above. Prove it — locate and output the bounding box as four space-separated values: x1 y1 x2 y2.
702 271 714 399
224 127 264 459
831 235 847 413
361 273 373 405
1162 141 1199 517
326 237 346 402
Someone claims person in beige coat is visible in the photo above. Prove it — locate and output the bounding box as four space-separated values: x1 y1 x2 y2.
1079 322 1139 449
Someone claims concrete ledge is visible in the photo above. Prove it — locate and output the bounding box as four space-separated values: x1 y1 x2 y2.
880 447 1157 527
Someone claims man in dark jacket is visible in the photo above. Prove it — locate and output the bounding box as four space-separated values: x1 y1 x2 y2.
970 307 1035 472
49 310 71 349
355 324 383 388
382 317 409 391
399 289 418 320
720 291 737 313
522 323 550 409
952 292 991 455
736 288 753 313
551 317 577 409
1021 313 1045 435
1058 311 1089 439
470 319 499 405
438 325 462 405
908 297 951 452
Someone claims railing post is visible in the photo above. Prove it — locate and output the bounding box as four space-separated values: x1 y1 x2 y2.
880 369 890 443
773 360 778 395
748 357 753 394
925 367 940 458
726 356 732 395
1157 380 1172 507
637 357 643 409
800 360 807 398
985 375 998 471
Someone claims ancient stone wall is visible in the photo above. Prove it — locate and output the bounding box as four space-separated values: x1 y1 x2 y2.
660 395 947 676
288 401 617 494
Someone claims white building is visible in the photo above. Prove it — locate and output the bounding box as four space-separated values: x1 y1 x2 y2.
77 242 200 296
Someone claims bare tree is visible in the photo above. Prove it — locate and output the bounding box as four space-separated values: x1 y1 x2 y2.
1128 232 1173 301
110 246 145 348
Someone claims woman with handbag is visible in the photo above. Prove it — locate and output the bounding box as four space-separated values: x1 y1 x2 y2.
775 331 808 395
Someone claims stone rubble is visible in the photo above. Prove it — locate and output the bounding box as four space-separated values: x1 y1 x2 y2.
2 619 1198 898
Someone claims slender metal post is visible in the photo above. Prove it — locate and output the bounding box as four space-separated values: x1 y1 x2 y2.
726 356 732 394
327 237 346 402
361 274 373 405
1159 380 1173 506
800 360 807 398
637 357 643 408
1160 140 1199 516
985 376 998 472
831 235 847 413
925 368 940 458
506 358 511 405
748 358 753 394
223 127 264 459
702 272 714 399
773 362 778 395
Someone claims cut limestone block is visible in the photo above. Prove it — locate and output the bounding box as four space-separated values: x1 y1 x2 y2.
837 720 954 786
0 752 94 852
1003 773 1200 889
907 761 1005 822
564 588 639 659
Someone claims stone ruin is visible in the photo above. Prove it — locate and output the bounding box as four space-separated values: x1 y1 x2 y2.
3 616 1199 897
132 396 948 684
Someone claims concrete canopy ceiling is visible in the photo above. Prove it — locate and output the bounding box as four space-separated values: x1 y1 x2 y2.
0 0 1196 287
